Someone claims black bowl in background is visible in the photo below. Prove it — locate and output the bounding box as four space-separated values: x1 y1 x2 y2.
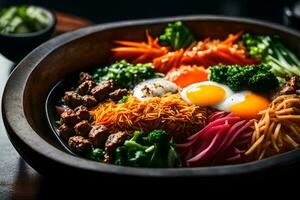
0 6 56 62
3 16 300 181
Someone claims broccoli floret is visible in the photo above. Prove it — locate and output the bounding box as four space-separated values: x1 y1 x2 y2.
146 130 178 167
113 129 178 168
208 66 229 83
87 148 105 161
159 21 195 50
114 146 129 166
127 150 148 167
147 129 169 144
209 65 279 92
93 60 163 89
248 72 279 92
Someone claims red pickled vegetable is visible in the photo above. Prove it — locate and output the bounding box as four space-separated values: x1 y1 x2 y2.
177 112 254 166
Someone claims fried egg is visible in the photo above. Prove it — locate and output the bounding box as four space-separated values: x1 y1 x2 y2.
181 81 233 106
133 78 178 101
181 81 270 119
216 91 270 119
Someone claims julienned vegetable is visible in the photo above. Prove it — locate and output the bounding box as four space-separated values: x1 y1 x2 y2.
0 5 50 34
209 65 279 92
159 21 195 50
178 112 254 166
242 33 300 82
93 60 163 89
114 130 178 167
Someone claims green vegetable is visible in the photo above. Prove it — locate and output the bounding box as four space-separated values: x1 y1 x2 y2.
87 148 105 161
114 130 178 168
209 65 279 92
0 5 50 34
159 21 195 50
55 120 61 126
118 95 129 103
93 60 163 89
242 33 300 83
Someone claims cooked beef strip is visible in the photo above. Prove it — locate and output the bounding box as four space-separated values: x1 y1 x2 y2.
91 80 115 101
88 125 109 148
60 108 80 126
76 80 96 96
279 76 300 95
78 72 93 85
74 120 92 137
58 124 75 141
109 88 128 101
104 131 128 163
68 136 92 154
82 95 98 108
64 91 82 108
74 105 90 120
271 76 300 100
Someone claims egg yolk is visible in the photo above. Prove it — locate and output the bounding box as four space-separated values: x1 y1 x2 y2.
230 93 269 119
186 85 226 106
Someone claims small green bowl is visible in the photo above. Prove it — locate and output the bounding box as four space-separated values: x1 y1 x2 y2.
0 6 56 62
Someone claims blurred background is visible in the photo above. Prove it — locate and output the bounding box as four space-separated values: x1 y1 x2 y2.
0 0 295 25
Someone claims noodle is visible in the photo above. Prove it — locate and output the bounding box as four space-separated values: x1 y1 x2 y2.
90 93 209 142
245 94 300 159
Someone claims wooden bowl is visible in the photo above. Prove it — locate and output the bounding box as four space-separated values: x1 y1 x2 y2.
3 16 300 180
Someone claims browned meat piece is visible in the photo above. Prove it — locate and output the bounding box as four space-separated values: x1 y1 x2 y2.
279 76 300 95
109 88 128 101
104 131 128 163
68 136 92 154
64 91 82 108
271 76 300 100
58 124 75 141
82 95 98 108
76 80 96 95
91 80 115 101
78 72 93 85
74 120 92 137
60 108 80 125
88 125 109 147
74 105 90 120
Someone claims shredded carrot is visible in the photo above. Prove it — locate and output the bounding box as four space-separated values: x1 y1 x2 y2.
223 31 243 45
153 49 185 73
111 31 257 73
90 93 209 142
111 31 169 63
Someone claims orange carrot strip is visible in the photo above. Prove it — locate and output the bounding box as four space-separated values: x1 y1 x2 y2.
114 40 149 48
223 31 243 45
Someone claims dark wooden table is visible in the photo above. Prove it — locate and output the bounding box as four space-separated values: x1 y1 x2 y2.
0 56 40 199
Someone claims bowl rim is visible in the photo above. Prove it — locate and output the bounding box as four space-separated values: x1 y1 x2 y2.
0 5 56 38
3 15 300 177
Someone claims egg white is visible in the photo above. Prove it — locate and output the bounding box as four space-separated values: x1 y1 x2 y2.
213 91 249 111
133 78 178 101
